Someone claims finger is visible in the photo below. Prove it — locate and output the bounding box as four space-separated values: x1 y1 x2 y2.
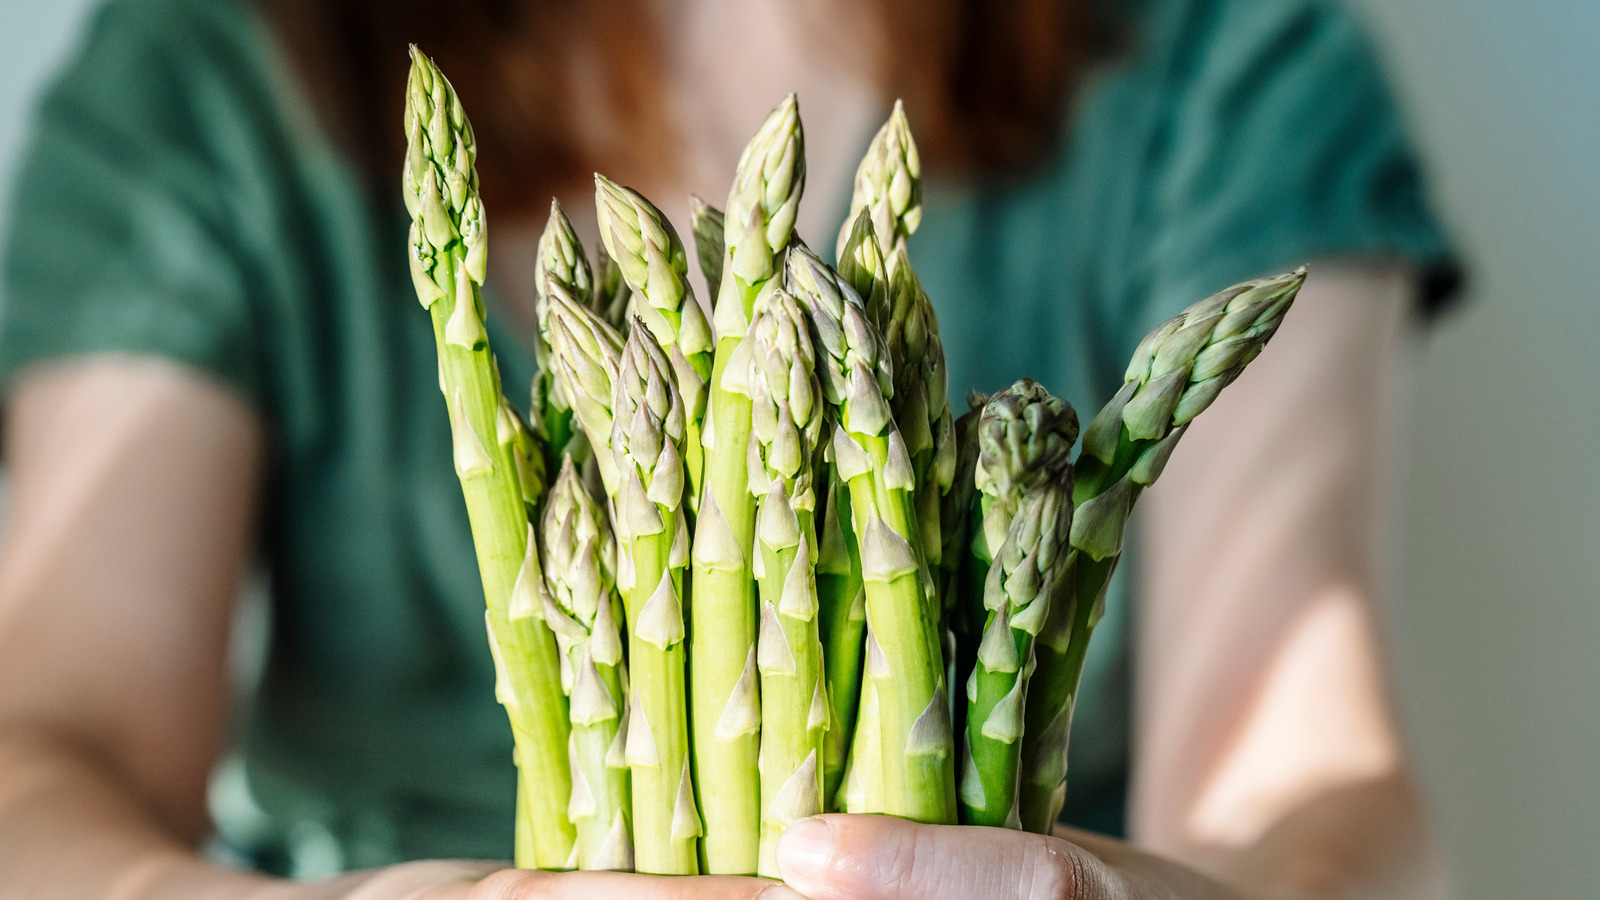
774 815 1119 900
470 868 801 900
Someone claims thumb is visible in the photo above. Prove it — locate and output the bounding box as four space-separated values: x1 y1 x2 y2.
773 815 1117 900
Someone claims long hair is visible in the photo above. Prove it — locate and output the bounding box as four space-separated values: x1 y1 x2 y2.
849 0 1112 176
270 0 1110 216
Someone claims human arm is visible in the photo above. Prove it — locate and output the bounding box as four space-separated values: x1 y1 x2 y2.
0 358 792 900
1130 261 1439 897
0 356 283 898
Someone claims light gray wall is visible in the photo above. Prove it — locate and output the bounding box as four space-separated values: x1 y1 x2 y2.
1349 2 1600 896
1 0 1597 896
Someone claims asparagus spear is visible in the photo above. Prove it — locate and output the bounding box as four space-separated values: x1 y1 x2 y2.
542 458 634 870
970 384 1077 582
506 397 550 519
691 94 805 874
787 245 956 825
595 175 713 507
883 244 956 585
546 284 627 495
545 283 634 614
837 104 947 565
838 664 884 813
941 399 985 757
959 382 1077 828
531 200 593 466
1019 268 1306 832
593 243 633 331
402 47 574 868
612 323 701 873
536 200 594 307
836 210 891 334
689 195 725 301
816 468 865 808
735 290 827 875
817 211 886 808
834 100 922 264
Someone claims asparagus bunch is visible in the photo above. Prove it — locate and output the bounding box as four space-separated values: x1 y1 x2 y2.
406 50 1309 869
402 47 573 868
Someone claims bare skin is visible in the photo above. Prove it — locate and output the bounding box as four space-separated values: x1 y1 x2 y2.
0 265 1434 899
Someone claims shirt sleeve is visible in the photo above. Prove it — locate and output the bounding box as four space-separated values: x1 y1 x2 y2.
0 0 271 400
1130 0 1458 337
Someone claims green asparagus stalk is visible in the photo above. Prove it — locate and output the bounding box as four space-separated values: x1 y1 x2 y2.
837 103 949 618
689 195 725 301
593 243 633 331
941 396 985 629
787 245 956 825
540 458 634 870
530 200 593 466
595 175 713 507
402 47 573 868
506 397 550 518
819 209 896 807
612 323 700 873
836 210 891 333
941 399 985 754
816 468 865 808
837 103 947 554
961 483 1073 828
817 211 886 809
834 100 922 264
959 382 1077 828
838 669 884 813
1019 269 1306 832
883 244 956 583
546 285 627 495
734 290 827 875
969 384 1077 582
691 94 805 875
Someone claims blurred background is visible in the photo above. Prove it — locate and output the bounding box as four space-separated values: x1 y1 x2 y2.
1 0 1596 896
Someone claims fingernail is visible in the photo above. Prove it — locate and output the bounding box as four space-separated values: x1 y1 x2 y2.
758 884 809 900
775 817 835 886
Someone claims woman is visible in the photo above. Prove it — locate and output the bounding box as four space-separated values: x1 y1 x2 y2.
0 0 1455 897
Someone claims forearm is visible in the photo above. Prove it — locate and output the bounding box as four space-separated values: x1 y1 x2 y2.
1132 262 1441 897
0 725 278 899
0 726 505 900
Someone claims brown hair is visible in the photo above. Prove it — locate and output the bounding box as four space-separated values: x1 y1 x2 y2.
848 0 1112 177
269 0 1110 216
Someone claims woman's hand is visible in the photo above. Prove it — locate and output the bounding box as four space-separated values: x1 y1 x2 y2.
284 860 791 900
773 815 1241 900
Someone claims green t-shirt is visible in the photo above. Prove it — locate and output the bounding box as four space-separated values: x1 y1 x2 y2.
0 0 1452 874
